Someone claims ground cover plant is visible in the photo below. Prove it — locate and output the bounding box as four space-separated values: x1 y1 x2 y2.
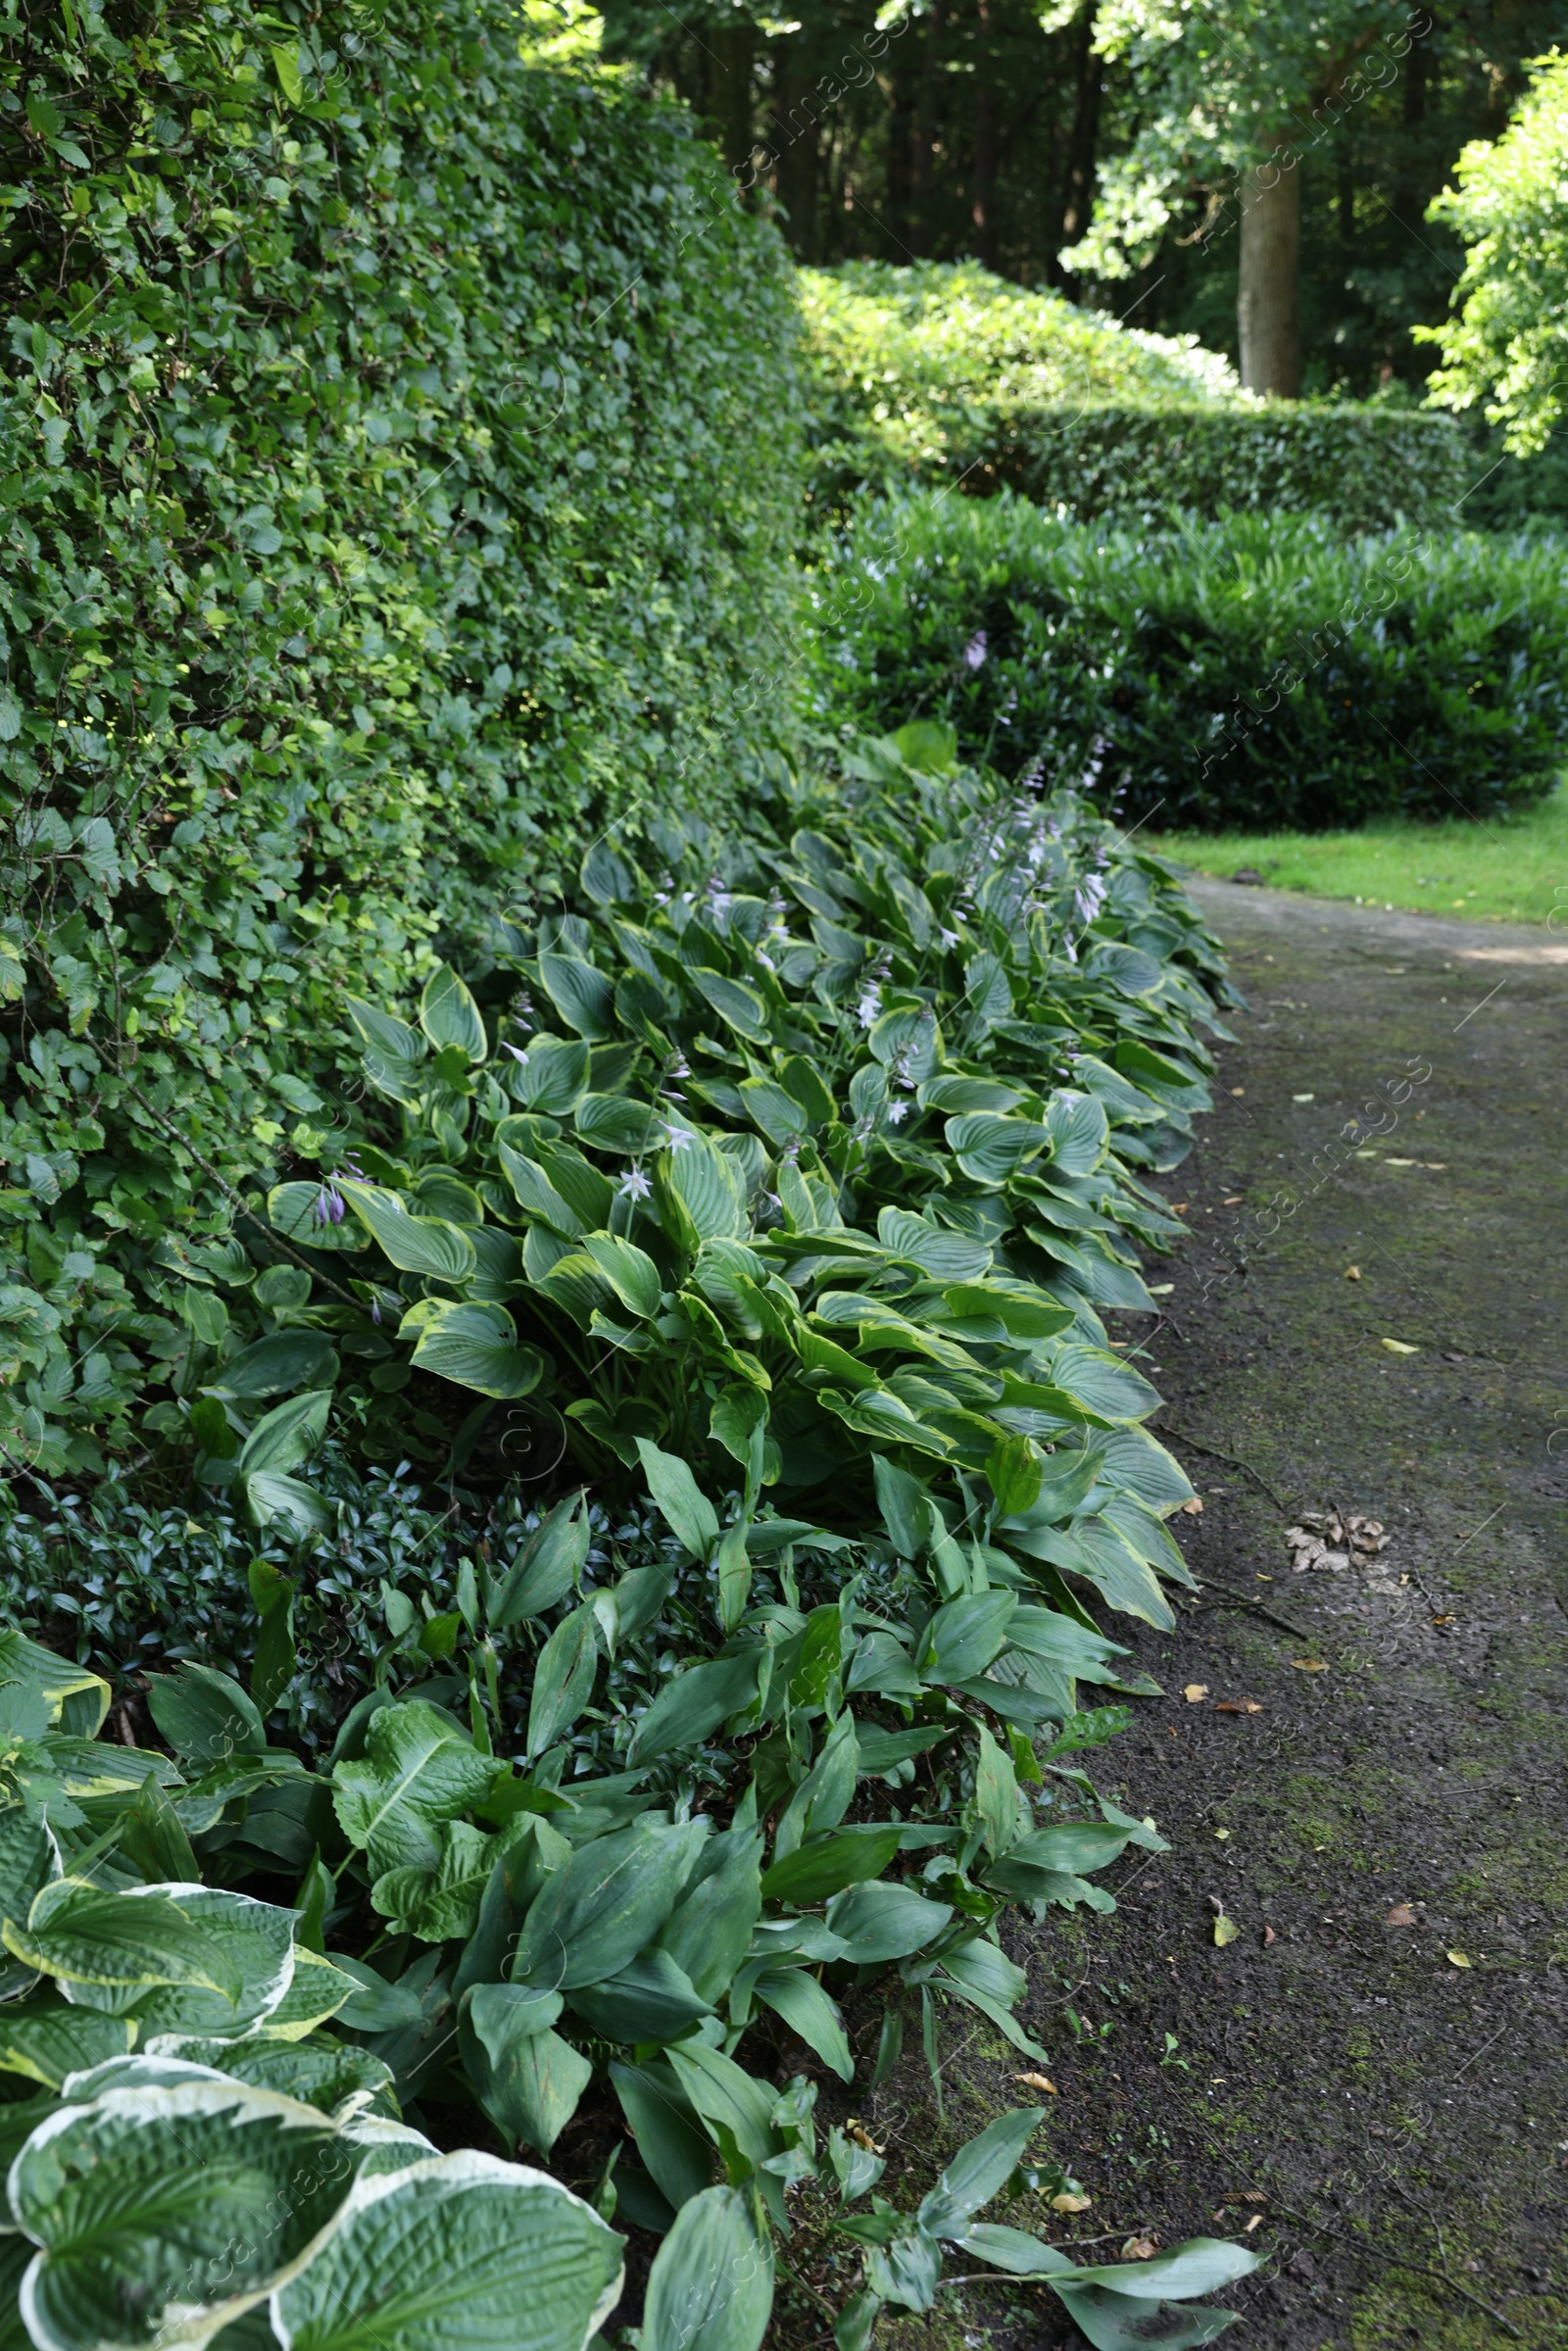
0 0 799 1486
799 261 1468 529
806 494 1568 831
1151 783 1568 926
0 726 1264 2346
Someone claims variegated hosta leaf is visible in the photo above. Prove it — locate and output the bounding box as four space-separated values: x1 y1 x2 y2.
270 2149 624 2351
6 1882 296 2034
13 2063 360 2351
0 1998 133 2092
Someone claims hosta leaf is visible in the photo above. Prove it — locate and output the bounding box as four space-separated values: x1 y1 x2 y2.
4 1880 244 2011
572 1093 662 1154
525 1606 600 1761
944 1113 1050 1185
0 1998 132 2090
1045 1091 1110 1176
640 2186 772 2351
489 1495 590 1628
691 968 770 1043
410 1302 545 1400
15 2063 357 2351
664 2043 779 2170
634 1438 719 1559
751 1966 852 2082
267 1183 371 1252
114 1887 297 2040
419 965 487 1062
337 1184 476 1283
565 1949 711 2045
626 1652 764 1765
0 1633 109 1739
1046 1343 1162 1423
913 1591 1016 1684
580 1233 663 1318
235 1392 331 1481
270 2148 624 2351
515 1037 590 1112
332 1702 498 1878
209 1332 337 1400
823 1882 953 1964
538 953 615 1041
875 1208 992 1281
659 1131 746 1242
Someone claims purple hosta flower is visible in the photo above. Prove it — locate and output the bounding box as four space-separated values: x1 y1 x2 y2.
892 1047 917 1095
1061 933 1078 964
1074 874 1106 924
370 1297 383 1327
502 1043 529 1066
962 630 988 672
653 891 671 908
939 926 960 951
619 1167 653 1201
670 1056 691 1080
312 1176 346 1228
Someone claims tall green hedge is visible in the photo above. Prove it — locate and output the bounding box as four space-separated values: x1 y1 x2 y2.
800 261 1468 531
0 0 800 1473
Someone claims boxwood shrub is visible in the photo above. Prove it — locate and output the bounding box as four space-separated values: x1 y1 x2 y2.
806 493 1568 831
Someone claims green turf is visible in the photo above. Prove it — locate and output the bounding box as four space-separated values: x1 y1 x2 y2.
1147 782 1568 926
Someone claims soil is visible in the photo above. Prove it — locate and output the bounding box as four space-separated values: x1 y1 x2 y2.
844 883 1568 2351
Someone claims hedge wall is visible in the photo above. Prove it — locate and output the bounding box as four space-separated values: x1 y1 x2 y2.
806 493 1568 832
800 262 1469 532
0 0 800 1475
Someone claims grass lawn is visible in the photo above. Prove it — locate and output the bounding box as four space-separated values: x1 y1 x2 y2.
1147 781 1568 926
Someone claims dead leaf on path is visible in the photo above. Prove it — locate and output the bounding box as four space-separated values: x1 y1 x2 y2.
1222 1195 1244 1204
847 2121 886 2153
1180 1496 1204 1515
1150 1282 1175 1295
1213 1915 1240 1947
1184 1683 1210 1702
1240 2193 1267 2205
1293 1092 1315 1102
1291 1658 1329 1673
1051 2192 1093 2214
1381 1337 1420 1353
1012 2074 1057 2094
1431 1613 1455 1628
1446 1950 1472 1969
1245 2215 1265 2233
1385 1157 1417 1167
1214 1829 1231 1840
1386 1904 1417 1927
1345 1265 1361 1280
1214 1698 1263 1714
1120 2238 1159 2262
1229 1087 1246 1097
1261 1926 1276 1947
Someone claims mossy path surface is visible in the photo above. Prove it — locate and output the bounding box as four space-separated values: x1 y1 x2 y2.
853 881 1568 2351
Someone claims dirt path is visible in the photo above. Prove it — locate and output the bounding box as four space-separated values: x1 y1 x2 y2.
885 884 1568 2350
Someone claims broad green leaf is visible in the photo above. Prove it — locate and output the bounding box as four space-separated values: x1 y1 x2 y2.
751 1966 852 2082
572 1093 661 1153
498 1146 584 1237
872 1455 932 1559
759 1825 903 1906
270 2148 624 2351
918 2107 1044 2236
538 953 615 1041
0 1633 108 1739
513 1820 703 1991
209 1332 337 1400
913 1591 1016 1684
525 1606 600 1761
611 2059 713 2213
1048 2282 1239 2350
419 964 487 1061
15 2062 356 2351
1045 1091 1110 1176
108 1887 297 2040
691 968 770 1043
489 1495 589 1628
337 1183 476 1283
410 1301 545 1399
235 1389 330 1482
658 1131 746 1242
627 1652 763 1765
0 1997 132 2090
1072 2241 1261 2300
944 1112 1050 1185
1046 1343 1162 1423
655 1827 763 2005
267 1182 371 1252
243 1472 333 1543
147 1664 265 1763
952 2223 1071 2276
633 1438 720 1557
0 1807 58 1932
664 2043 778 2169
270 42 305 103
823 1882 952 1964
973 1725 1019 1859
516 1037 590 1112
372 1819 500 1942
458 1986 590 2154
581 1233 662 1317
640 2186 772 2351
332 1702 498 1878
565 1949 711 2044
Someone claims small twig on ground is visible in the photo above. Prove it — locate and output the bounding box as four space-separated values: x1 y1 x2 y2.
1190 1573 1313 1642
1155 1422 1294 1511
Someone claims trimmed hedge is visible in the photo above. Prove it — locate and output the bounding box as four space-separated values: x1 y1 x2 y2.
806 494 1568 831
0 0 800 1475
801 260 1469 531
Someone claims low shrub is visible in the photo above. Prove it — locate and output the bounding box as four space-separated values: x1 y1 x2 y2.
0 0 800 1481
806 496 1568 831
800 261 1467 530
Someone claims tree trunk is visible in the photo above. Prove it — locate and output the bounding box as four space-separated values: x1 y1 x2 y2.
770 37 818 259
705 24 755 182
970 0 999 267
1238 141 1300 396
1054 2 1103 294
908 0 946 258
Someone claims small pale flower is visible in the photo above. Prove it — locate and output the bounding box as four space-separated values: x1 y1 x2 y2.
618 1167 654 1201
962 630 988 671
886 1101 909 1124
939 928 960 950
502 1043 529 1066
663 1126 695 1152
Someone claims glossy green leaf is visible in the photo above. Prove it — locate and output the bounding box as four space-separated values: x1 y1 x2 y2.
489 1495 589 1628
419 964 487 1061
525 1606 600 1761
640 2186 773 2351
410 1301 545 1399
634 1437 719 1558
210 1332 337 1399
337 1182 476 1282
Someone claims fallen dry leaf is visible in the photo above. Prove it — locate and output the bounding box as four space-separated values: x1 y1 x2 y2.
1214 1829 1231 1840
1385 1156 1417 1167
1386 1904 1417 1927
1184 1683 1210 1702
1381 1337 1420 1354
1120 2237 1159 2262
1229 1087 1246 1097
1051 2191 1093 2214
1293 1092 1314 1102
1012 2074 1058 2095
1222 1195 1244 1204
847 2122 886 2153
1213 1915 1240 1947
1261 1925 1276 1947
1291 1658 1329 1673
1245 2214 1264 2233
1180 1496 1204 1515
1345 1265 1361 1280
1240 2193 1267 2205
1214 1698 1263 1714
1446 1950 1472 1969
1431 1612 1455 1627
1149 1282 1175 1295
